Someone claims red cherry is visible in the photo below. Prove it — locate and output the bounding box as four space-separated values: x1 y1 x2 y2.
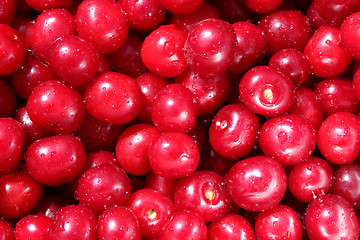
15 214 51 240
10 14 35 50
84 150 119 171
145 171 179 199
24 0 73 11
0 219 14 240
306 2 326 31
31 195 71 219
160 0 204 15
0 80 17 117
244 0 283 14
208 0 252 23
0 0 16 24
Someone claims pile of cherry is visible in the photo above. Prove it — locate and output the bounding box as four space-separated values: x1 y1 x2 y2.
3 0 360 239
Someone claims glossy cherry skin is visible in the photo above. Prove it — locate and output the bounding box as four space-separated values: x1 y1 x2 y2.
27 80 85 134
0 164 44 220
305 194 360 240
151 83 198 133
314 78 360 117
108 32 147 78
207 213 255 240
225 156 287 211
15 214 51 240
84 71 142 125
76 164 131 214
46 35 99 87
269 48 311 86
184 18 236 77
331 163 360 210
160 0 204 14
74 112 124 152
0 80 17 117
306 2 326 31
340 12 360 60
259 114 317 165
0 24 26 75
0 0 15 24
174 170 231 223
135 72 168 123
10 14 35 50
25 134 86 187
228 21 266 74
141 24 187 78
32 9 76 60
288 156 333 203
125 188 176 238
97 206 141 240
120 0 166 32
304 25 353 78
317 112 360 164
171 1 220 32
244 0 282 14
11 54 57 100
76 0 129 54
175 68 231 116
116 123 161 175
0 118 24 172
258 10 312 55
160 210 207 240
255 204 302 240
24 0 73 11
209 103 260 160
145 171 179 199
84 150 119 171
0 219 14 240
289 87 324 131
239 66 295 117
148 132 200 179
47 204 97 240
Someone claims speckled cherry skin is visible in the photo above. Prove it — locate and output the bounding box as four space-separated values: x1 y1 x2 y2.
317 111 360 165
0 219 14 240
225 156 287 211
209 103 260 160
15 214 51 240
305 194 360 240
340 12 360 60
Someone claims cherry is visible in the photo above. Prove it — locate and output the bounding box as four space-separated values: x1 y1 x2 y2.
258 10 312 55
160 210 207 240
148 131 200 179
97 206 141 240
0 0 15 24
25 134 86 187
24 0 73 11
0 219 14 240
288 156 333 203
259 114 317 165
120 0 167 32
208 0 252 23
84 71 142 125
225 156 287 211
186 120 208 150
32 8 76 60
141 24 187 78
145 171 179 199
15 214 51 240
184 18 236 77
340 12 360 60
208 102 260 159
116 123 161 175
151 83 198 133
160 0 204 15
314 78 360 117
10 14 36 50
125 188 176 238
304 24 353 78
0 80 17 117
83 150 119 171
255 204 303 240
76 164 131 214
244 0 283 14
317 111 360 165
31 195 71 219
0 24 26 76
305 194 360 239
26 80 85 134
76 0 129 54
306 2 326 31
47 204 97 240
46 35 99 87
207 213 255 240
173 170 231 223
239 66 295 117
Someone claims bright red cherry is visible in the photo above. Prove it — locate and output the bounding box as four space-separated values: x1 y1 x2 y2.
24 0 73 11
15 214 51 240
0 0 16 24
340 12 360 60
83 150 119 171
306 2 326 31
0 219 14 240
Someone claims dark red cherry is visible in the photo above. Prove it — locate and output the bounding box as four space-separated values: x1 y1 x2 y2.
174 170 231 223
208 103 260 160
305 194 360 240
125 188 176 238
255 204 303 240
27 80 85 134
10 14 35 50
239 66 295 117
225 156 287 211
97 206 141 240
184 18 236 77
31 195 71 219
25 134 86 187
317 112 360 165
304 25 353 78
160 0 204 15
15 214 51 240
47 205 97 240
244 0 283 14
306 2 326 31
207 0 252 23
0 80 17 117
145 171 179 199
76 0 129 54
258 10 312 55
